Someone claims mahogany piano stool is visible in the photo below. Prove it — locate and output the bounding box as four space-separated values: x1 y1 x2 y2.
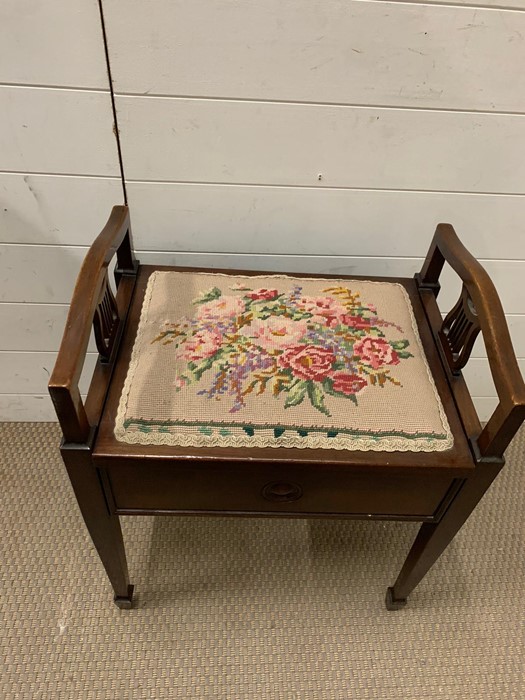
49 206 525 609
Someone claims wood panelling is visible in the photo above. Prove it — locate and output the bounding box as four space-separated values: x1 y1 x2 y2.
0 2 118 421
0 87 119 176
126 182 525 258
471 396 498 421
104 0 525 112
0 246 86 303
3 0 525 420
0 0 108 89
0 352 98 395
0 394 58 421
116 96 525 192
4 173 521 259
0 304 96 352
1 244 523 312
463 358 525 397
0 394 86 422
382 0 525 9
0 174 123 245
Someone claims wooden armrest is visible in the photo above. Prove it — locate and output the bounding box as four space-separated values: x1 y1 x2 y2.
416 223 525 459
49 205 138 444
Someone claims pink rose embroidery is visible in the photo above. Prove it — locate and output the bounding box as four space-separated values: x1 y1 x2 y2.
331 372 367 395
154 282 412 416
176 329 222 361
196 296 245 320
340 314 375 330
353 337 399 369
297 296 346 326
246 288 279 301
239 318 307 349
278 344 335 381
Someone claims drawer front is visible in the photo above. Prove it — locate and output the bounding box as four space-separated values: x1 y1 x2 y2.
106 463 455 517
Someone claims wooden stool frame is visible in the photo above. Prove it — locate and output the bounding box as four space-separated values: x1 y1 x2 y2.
49 206 525 609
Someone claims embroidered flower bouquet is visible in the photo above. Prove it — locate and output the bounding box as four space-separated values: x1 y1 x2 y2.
116 272 452 450
153 282 414 417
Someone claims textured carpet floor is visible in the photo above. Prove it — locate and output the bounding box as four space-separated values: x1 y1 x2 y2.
0 423 524 699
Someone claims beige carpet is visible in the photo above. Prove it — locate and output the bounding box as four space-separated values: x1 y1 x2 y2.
1 423 524 699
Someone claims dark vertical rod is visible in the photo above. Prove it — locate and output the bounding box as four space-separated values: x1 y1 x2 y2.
97 0 128 203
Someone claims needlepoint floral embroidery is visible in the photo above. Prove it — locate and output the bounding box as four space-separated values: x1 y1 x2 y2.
152 283 414 417
115 271 454 452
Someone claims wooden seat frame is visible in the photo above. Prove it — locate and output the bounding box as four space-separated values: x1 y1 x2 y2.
49 206 525 609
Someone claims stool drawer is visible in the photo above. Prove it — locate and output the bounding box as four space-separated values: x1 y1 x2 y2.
106 463 456 518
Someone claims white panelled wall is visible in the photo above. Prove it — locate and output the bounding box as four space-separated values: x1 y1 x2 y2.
1 0 524 421
0 0 124 420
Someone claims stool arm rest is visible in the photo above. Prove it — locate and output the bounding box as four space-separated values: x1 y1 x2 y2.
48 205 137 444
418 223 525 459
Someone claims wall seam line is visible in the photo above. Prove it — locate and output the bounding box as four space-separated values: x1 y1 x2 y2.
3 172 525 196
115 92 525 117
124 180 525 196
1 243 524 263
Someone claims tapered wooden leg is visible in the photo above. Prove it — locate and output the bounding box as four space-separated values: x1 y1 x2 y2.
61 442 133 608
386 461 503 610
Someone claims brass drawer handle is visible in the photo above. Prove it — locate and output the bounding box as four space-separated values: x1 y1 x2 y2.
262 481 303 503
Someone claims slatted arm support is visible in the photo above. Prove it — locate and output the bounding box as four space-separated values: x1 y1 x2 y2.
416 223 525 459
49 205 138 444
